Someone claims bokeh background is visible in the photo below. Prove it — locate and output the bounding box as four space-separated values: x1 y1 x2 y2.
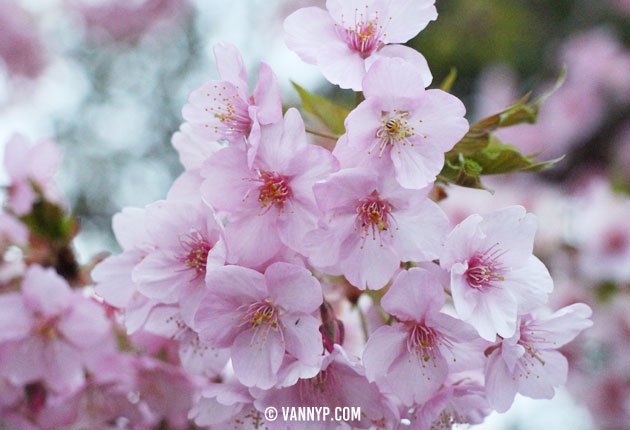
1 0 629 428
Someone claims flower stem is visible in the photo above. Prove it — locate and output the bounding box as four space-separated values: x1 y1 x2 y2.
305 128 340 140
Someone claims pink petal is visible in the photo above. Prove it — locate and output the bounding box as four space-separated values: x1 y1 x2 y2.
231 328 284 389
362 57 426 101
253 62 282 125
485 349 519 413
92 251 142 308
504 255 553 314
283 7 338 64
391 200 449 262
382 268 445 321
213 41 249 93
367 44 433 87
21 265 72 317
342 234 400 290
282 314 323 366
224 211 284 268
362 324 407 382
0 293 32 342
380 0 437 44
200 146 256 212
317 40 367 91
264 262 322 313
112 207 149 251
58 298 110 349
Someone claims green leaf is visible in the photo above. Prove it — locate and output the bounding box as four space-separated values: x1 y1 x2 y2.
439 68 567 189
20 198 75 245
439 67 457 93
292 82 349 136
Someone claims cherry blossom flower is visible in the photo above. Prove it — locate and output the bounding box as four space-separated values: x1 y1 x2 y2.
201 108 338 268
407 378 491 430
440 206 554 341
3 134 62 216
190 381 273 430
0 2 45 78
341 57 469 189
254 345 399 429
92 207 159 333
0 265 113 394
183 42 282 165
131 200 227 326
484 303 593 412
306 167 448 290
194 262 323 389
362 268 482 406
284 0 437 90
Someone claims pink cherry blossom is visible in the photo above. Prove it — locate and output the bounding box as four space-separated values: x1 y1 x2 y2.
341 57 469 189
284 0 436 90
440 206 554 341
0 265 113 394
0 212 28 246
92 207 159 333
306 167 448 290
194 262 323 389
484 303 593 413
3 134 62 216
0 2 45 78
362 268 482 406
200 108 338 268
183 42 282 166
76 0 192 41
190 381 272 429
254 345 398 429
408 378 491 430
131 200 227 326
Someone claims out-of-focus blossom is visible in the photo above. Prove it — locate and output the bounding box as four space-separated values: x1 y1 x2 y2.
0 265 113 395
407 378 491 430
284 0 437 90
255 345 398 430
3 134 62 216
0 1 45 79
570 178 630 283
74 0 192 41
440 206 553 341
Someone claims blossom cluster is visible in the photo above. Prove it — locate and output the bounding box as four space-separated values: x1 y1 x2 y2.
0 1 595 429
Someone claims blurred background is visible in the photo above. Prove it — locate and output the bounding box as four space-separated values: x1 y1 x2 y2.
0 0 629 428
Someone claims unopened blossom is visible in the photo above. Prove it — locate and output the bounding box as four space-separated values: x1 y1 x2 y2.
341 57 469 189
306 167 448 290
183 42 282 165
408 379 491 430
363 268 482 406
254 345 398 430
131 200 227 326
201 108 338 268
194 263 323 389
3 134 62 216
284 0 436 90
484 303 593 412
440 206 554 341
0 265 113 394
